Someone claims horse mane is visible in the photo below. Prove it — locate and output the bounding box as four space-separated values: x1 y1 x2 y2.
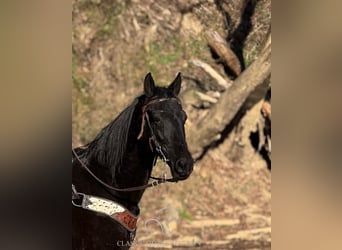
81 97 140 180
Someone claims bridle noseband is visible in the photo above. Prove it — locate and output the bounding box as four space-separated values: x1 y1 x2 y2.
72 97 181 193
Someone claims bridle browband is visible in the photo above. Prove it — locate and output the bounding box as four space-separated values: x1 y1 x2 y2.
72 97 181 193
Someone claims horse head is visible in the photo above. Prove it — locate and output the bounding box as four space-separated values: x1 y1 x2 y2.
138 72 194 181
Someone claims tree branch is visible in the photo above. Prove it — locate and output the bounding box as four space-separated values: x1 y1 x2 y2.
205 30 241 76
191 59 232 89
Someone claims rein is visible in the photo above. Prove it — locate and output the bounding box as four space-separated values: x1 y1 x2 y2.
72 97 180 193
72 148 167 192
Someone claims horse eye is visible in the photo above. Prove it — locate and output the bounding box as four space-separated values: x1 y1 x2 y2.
152 115 161 124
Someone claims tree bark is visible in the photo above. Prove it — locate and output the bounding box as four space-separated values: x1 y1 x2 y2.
205 30 241 76
188 37 271 159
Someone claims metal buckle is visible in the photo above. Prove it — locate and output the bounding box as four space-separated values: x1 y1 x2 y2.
151 180 159 187
72 192 85 208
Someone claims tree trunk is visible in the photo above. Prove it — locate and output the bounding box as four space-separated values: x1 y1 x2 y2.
188 37 271 159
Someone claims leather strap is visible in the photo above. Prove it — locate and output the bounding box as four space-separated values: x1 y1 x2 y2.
112 211 137 231
72 148 166 192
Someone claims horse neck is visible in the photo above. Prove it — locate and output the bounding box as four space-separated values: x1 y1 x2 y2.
73 101 159 216
120 146 153 188
109 113 156 208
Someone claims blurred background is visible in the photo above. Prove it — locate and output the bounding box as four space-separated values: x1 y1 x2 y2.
72 0 271 249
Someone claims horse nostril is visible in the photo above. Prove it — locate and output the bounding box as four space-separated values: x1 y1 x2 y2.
175 159 185 173
175 158 192 175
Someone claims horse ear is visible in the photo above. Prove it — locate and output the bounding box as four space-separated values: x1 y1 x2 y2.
168 72 182 96
144 72 155 97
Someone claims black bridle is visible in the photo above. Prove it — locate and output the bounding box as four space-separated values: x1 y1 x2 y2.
72 97 181 193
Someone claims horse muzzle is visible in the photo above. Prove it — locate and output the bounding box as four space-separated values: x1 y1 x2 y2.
172 157 194 180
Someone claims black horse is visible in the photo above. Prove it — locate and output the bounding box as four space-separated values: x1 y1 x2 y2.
72 72 194 250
